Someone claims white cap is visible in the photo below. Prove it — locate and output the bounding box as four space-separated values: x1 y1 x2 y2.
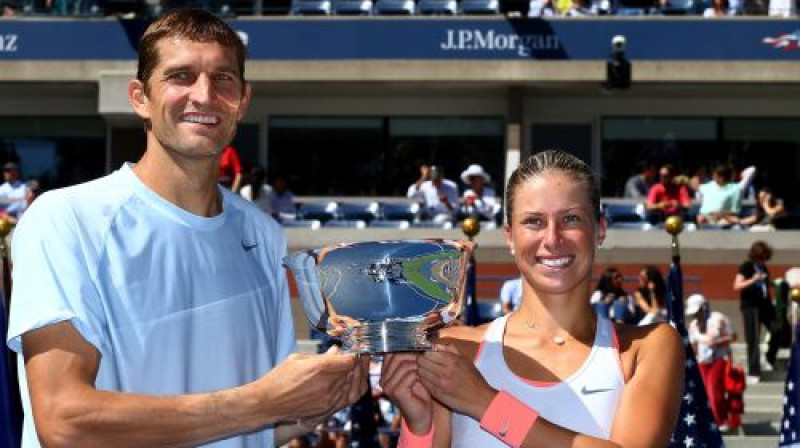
460 164 490 184
685 293 706 315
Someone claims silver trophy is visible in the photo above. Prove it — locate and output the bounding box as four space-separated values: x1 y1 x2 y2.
284 239 474 354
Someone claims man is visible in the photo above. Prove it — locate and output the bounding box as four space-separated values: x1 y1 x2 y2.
696 164 742 228
0 162 30 219
623 162 656 199
413 165 459 223
644 164 691 225
6 9 367 448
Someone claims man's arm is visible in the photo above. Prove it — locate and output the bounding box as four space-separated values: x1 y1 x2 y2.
24 321 368 448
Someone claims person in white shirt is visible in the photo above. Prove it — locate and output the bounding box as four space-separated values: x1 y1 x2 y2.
499 276 523 315
0 162 30 219
687 293 737 430
459 164 499 222
416 166 459 223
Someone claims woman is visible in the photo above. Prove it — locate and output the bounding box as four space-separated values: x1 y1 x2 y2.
733 240 778 383
590 267 637 324
635 265 668 325
381 150 684 448
686 293 736 431
740 187 786 231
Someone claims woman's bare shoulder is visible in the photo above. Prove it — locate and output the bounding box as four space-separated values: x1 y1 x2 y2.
617 321 683 366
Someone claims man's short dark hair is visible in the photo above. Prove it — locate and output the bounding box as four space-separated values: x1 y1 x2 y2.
136 8 247 93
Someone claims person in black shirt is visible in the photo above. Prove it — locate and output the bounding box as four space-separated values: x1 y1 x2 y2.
733 241 778 383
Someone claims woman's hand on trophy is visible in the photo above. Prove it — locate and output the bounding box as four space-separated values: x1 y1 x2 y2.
417 343 497 421
380 352 433 435
254 345 370 423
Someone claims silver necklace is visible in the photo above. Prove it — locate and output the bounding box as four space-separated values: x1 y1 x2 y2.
523 317 576 346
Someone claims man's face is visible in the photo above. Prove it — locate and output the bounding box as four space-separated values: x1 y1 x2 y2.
130 38 251 161
3 167 18 182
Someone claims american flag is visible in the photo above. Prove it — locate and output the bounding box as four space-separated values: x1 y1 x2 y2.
779 323 800 448
463 253 480 326
666 257 725 448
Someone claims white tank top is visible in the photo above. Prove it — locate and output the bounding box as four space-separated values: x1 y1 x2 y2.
451 314 625 447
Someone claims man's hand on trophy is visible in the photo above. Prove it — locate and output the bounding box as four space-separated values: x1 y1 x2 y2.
254 345 370 423
380 352 433 435
417 343 497 422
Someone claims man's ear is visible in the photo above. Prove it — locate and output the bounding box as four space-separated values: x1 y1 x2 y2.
128 79 150 120
236 82 252 122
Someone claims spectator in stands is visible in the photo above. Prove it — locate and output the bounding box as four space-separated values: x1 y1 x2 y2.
0 162 30 221
635 265 668 325
734 240 779 384
528 0 556 15
696 164 742 229
269 174 297 221
686 293 737 431
702 0 730 15
498 275 523 315
644 164 692 225
740 186 786 231
218 144 243 192
689 165 710 199
240 164 273 216
414 165 459 223
459 163 498 221
623 161 656 199
590 267 637 324
6 9 369 448
406 164 432 198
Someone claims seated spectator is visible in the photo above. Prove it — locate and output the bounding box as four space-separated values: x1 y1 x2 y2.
458 163 498 221
268 174 297 221
414 165 459 223
624 162 657 199
217 145 243 192
703 0 729 15
0 162 30 220
645 164 692 225
239 165 273 216
406 164 431 199
740 186 786 231
590 267 637 324
528 0 557 15
689 166 710 199
696 164 742 229
499 275 523 315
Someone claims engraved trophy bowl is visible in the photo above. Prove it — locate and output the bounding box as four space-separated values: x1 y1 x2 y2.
283 239 474 354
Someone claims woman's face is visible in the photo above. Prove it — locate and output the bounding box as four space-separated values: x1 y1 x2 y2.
638 269 648 286
505 170 606 296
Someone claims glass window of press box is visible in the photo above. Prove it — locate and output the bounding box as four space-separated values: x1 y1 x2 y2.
601 117 800 204
268 116 506 197
0 118 107 191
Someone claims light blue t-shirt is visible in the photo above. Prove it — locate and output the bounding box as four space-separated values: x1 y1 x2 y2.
698 180 741 215
7 163 295 448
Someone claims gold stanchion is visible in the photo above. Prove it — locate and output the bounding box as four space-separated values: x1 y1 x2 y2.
461 216 480 242
664 215 684 260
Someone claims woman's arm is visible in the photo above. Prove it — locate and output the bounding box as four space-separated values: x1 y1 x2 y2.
633 290 652 315
415 324 683 448
733 272 763 291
